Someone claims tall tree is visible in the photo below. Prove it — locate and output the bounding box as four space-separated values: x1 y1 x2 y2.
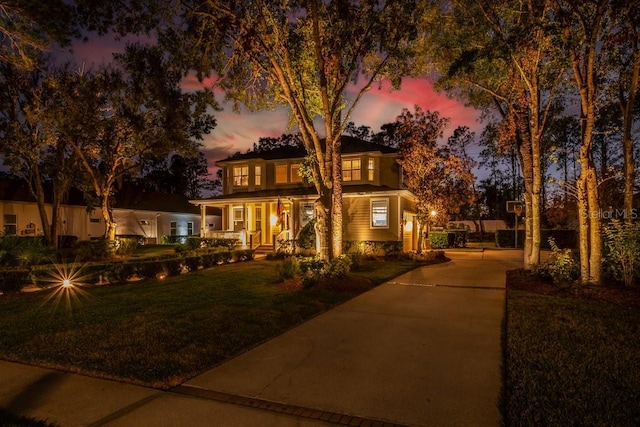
555 0 611 283
395 106 475 252
65 44 216 239
163 0 427 260
430 0 564 269
0 59 82 247
604 0 640 219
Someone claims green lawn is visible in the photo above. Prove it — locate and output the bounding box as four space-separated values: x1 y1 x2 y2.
0 258 420 389
505 290 640 426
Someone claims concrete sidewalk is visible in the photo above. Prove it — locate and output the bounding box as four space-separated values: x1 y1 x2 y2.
0 249 523 426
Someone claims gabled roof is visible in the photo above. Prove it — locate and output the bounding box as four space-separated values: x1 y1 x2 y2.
217 136 397 164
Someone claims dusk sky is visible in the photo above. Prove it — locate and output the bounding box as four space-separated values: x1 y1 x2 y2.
66 34 484 175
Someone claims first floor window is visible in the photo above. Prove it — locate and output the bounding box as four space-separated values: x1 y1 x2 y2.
170 221 177 236
233 165 249 186
371 199 389 228
187 222 194 235
342 158 361 181
301 202 314 225
3 214 17 235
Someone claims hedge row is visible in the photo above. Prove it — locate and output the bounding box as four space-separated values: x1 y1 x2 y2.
495 229 577 248
428 231 467 249
1 249 255 293
343 240 403 256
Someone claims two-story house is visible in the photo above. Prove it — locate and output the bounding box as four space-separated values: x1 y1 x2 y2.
190 136 419 252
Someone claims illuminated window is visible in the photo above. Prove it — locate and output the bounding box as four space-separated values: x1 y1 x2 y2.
3 214 17 235
342 158 361 182
233 166 249 186
255 165 262 186
368 158 375 181
276 164 288 183
291 163 302 183
233 207 244 230
371 199 389 228
300 202 314 225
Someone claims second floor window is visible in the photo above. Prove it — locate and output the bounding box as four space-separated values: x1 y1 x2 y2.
291 163 302 183
275 164 288 184
233 166 249 186
255 166 262 186
368 158 375 181
342 158 361 182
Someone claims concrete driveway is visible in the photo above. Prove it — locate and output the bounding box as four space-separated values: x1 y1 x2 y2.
0 249 524 427
179 249 523 427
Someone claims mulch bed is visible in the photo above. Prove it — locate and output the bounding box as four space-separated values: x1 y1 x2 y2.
277 274 376 293
506 269 640 310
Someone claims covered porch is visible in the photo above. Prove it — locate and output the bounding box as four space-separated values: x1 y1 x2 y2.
191 195 316 251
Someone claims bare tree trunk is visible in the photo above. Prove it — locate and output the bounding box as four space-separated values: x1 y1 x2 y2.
416 221 425 254
586 168 602 283
331 137 343 258
576 176 590 280
314 195 332 260
29 164 52 246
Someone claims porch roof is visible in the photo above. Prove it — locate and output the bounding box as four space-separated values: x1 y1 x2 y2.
190 185 412 206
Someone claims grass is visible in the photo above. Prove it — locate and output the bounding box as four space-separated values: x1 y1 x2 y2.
505 289 640 426
0 258 421 389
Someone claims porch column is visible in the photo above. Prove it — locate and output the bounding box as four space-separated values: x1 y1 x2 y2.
200 204 206 237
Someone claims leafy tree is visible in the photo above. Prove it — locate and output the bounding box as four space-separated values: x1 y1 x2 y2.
603 0 640 219
249 134 302 154
395 106 475 252
0 58 82 247
162 0 428 260
555 0 612 283
430 0 565 269
140 152 212 199
62 44 216 239
0 1 76 69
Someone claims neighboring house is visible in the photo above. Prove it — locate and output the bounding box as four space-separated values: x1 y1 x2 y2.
0 179 221 243
190 136 420 252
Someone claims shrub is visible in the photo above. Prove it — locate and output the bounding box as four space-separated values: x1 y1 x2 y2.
106 262 136 283
266 251 287 260
275 257 299 281
603 220 640 287
214 251 233 264
162 259 183 277
0 235 52 267
199 238 240 250
532 238 579 285
298 257 327 289
232 249 255 262
297 218 316 249
183 256 201 272
0 269 32 292
74 239 114 261
57 235 78 248
496 229 577 249
201 253 217 268
161 235 188 245
343 240 402 256
115 236 140 256
326 254 351 278
428 232 451 249
133 260 165 279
